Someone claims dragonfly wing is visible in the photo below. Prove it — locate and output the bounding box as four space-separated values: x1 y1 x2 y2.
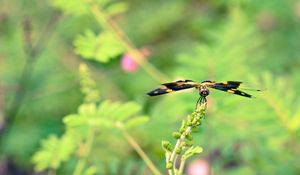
211 81 242 89
162 80 197 90
208 81 252 98
147 80 197 96
147 87 173 96
226 89 252 98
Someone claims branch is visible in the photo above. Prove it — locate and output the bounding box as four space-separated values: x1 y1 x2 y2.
115 123 162 175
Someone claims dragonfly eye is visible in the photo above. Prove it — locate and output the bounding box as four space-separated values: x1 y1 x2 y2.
199 89 209 97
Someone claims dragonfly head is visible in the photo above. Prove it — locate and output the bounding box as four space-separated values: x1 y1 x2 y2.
199 88 209 97
199 86 209 97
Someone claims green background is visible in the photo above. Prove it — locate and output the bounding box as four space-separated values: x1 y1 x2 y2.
1 0 300 174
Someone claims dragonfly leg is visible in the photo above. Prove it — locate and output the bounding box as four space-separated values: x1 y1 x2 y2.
203 96 207 109
195 96 207 109
195 96 201 109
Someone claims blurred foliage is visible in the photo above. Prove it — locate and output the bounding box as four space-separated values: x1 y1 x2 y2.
1 0 300 174
32 63 149 174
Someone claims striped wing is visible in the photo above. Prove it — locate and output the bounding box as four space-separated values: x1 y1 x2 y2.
147 80 197 96
207 81 253 98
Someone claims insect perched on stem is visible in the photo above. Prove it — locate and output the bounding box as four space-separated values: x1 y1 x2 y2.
147 80 261 108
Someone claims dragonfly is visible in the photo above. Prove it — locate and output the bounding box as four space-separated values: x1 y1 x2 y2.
147 80 261 108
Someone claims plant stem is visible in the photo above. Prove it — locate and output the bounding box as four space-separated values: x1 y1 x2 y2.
73 128 95 175
88 1 169 83
122 129 162 175
178 157 186 175
166 103 206 175
169 126 192 173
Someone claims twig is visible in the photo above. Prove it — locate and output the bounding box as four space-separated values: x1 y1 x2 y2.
114 122 162 175
122 129 162 175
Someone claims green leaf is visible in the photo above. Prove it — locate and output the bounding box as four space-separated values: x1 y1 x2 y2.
74 31 125 63
124 116 149 129
51 0 89 16
32 134 76 171
74 30 99 59
95 0 111 6
79 63 101 103
183 146 203 159
79 103 97 118
84 166 98 175
106 2 128 16
98 101 121 118
51 0 111 16
91 118 113 128
97 101 141 121
96 100 111 115
288 109 300 131
95 101 146 129
94 32 125 62
63 114 88 127
110 102 142 121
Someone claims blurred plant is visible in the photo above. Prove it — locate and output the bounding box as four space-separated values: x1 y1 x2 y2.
54 0 169 82
2 0 300 174
4 12 61 131
252 72 300 136
32 64 159 175
162 102 206 175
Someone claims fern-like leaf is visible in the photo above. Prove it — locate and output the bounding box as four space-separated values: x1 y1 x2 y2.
74 30 125 63
32 135 76 171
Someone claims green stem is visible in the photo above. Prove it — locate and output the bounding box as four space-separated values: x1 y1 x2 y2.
166 103 206 175
73 128 95 175
178 157 186 175
87 0 169 83
122 129 162 175
169 126 192 173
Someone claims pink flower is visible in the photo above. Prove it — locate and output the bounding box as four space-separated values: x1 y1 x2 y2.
121 54 138 72
120 47 151 73
187 159 210 175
